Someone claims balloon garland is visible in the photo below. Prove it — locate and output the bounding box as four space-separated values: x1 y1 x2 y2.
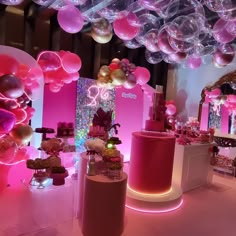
0 50 42 165
96 58 150 89
37 50 82 93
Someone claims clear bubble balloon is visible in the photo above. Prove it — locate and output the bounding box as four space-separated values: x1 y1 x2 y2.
145 50 163 64
204 0 236 12
124 38 142 49
165 0 205 23
168 35 194 52
99 1 130 22
143 29 159 52
138 0 172 11
212 44 235 67
218 9 236 21
1 0 24 5
167 15 199 42
135 13 160 44
158 27 176 54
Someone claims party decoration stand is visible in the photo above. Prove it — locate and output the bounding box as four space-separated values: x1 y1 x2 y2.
126 131 183 213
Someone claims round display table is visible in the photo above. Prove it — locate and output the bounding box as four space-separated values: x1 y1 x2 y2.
128 131 176 194
126 131 182 213
82 173 127 236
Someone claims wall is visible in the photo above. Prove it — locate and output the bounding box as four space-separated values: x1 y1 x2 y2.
42 81 77 138
166 57 236 122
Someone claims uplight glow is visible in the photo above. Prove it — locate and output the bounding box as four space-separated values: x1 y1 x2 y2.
127 184 172 197
126 199 183 214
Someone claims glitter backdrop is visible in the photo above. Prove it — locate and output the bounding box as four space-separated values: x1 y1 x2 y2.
75 78 115 152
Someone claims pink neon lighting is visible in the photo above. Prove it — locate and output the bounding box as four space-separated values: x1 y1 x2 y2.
126 199 183 214
127 184 172 196
0 159 26 166
87 85 110 106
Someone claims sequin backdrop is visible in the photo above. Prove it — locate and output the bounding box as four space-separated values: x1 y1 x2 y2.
75 78 115 152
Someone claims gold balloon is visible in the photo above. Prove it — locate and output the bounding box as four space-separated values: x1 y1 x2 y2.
111 69 126 86
111 58 120 64
9 123 33 145
91 30 113 44
99 65 110 77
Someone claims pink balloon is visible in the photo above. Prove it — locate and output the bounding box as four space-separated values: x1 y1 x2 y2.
157 29 176 54
212 44 235 67
213 18 235 44
61 52 82 73
67 71 80 82
168 52 186 63
186 56 202 69
57 5 84 34
0 54 19 75
113 12 140 40
133 66 150 85
166 104 176 116
0 74 25 99
123 73 137 89
49 83 62 93
0 109 16 134
37 51 61 72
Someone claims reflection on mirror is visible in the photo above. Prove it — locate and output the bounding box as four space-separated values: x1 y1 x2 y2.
199 70 236 144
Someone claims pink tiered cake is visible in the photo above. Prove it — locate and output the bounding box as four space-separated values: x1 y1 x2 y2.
145 85 165 132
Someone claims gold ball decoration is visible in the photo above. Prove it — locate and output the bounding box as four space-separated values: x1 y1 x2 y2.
110 69 126 86
9 123 33 145
99 65 110 77
91 30 113 44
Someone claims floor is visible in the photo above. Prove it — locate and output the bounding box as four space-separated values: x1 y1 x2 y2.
18 172 236 236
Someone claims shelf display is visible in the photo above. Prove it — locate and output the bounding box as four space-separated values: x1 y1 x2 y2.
84 107 123 180
26 138 69 187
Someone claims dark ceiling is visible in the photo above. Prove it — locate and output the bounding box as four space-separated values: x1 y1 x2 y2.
0 1 168 92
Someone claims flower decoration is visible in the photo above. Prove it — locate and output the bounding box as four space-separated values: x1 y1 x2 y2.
92 108 112 131
84 138 106 155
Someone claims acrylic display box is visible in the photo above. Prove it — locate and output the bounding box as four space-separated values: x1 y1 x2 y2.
0 177 78 235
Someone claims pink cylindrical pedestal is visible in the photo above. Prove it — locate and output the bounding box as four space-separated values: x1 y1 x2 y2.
82 173 127 236
128 131 176 194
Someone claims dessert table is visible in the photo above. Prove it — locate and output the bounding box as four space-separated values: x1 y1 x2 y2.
82 173 127 236
172 143 213 192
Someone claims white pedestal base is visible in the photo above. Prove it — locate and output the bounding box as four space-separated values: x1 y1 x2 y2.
126 183 183 213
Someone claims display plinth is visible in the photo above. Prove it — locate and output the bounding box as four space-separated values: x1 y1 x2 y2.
82 173 127 236
172 143 213 192
128 131 176 193
126 183 183 213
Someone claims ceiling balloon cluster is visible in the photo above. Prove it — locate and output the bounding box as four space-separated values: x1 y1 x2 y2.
2 0 236 68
